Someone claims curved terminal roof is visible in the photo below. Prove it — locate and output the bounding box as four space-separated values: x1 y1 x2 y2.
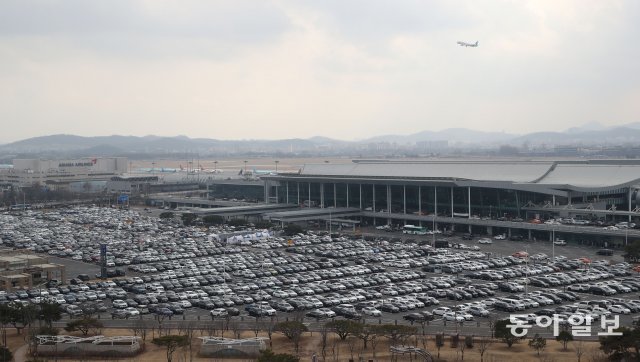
300 162 553 183
535 164 640 188
291 160 640 191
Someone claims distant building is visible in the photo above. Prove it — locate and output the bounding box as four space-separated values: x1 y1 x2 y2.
0 157 128 189
416 140 448 151
0 249 65 291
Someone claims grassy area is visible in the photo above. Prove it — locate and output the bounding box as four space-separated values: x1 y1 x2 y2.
3 326 609 362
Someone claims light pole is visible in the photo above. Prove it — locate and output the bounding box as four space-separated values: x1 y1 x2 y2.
552 227 555 261
625 228 628 247
432 215 436 247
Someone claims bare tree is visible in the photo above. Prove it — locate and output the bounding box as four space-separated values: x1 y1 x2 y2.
370 333 380 361
253 316 261 337
155 314 170 337
346 337 357 361
458 336 467 361
320 323 330 360
587 346 609 362
477 337 493 362
262 317 277 348
177 321 198 362
204 321 218 337
229 320 242 339
131 319 150 342
573 340 585 362
487 318 497 339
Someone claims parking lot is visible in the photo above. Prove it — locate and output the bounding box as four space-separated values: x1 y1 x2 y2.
1 206 639 337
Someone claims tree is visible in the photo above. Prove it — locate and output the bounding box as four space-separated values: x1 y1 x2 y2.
130 319 150 342
152 335 189 362
181 213 197 226
599 327 640 361
458 335 468 360
624 240 640 262
355 323 377 350
435 333 444 359
319 323 330 360
476 337 493 362
254 221 273 229
228 218 247 227
573 340 586 362
202 215 224 226
0 346 12 362
64 317 103 336
283 224 304 236
159 212 174 219
378 324 417 346
38 301 63 328
326 320 361 341
275 321 308 353
257 349 300 362
177 321 198 362
487 317 497 339
0 302 37 335
494 319 524 348
556 330 573 351
529 334 547 356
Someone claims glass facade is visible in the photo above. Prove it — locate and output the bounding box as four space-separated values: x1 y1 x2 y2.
269 179 631 222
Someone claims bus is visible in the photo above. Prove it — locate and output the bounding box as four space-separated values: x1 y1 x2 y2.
10 204 31 211
403 225 427 235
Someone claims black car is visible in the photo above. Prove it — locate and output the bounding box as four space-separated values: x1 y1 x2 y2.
403 313 426 322
155 307 174 316
227 307 240 316
493 300 515 312
111 310 128 319
379 303 400 313
535 309 556 317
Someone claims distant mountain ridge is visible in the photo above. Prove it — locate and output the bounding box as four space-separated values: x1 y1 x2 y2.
1 122 639 156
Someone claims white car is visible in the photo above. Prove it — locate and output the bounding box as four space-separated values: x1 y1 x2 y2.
432 307 451 316
442 312 465 322
553 240 567 246
112 299 127 309
608 305 630 315
478 238 493 244
362 307 382 317
494 234 506 240
210 308 228 317
124 307 140 317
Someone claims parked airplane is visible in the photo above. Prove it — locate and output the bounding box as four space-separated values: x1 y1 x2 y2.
137 168 177 173
457 41 478 47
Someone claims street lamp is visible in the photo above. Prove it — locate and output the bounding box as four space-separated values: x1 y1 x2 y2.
552 227 555 261
625 228 628 247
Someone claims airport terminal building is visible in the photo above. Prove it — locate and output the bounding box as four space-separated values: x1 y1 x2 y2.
0 157 128 189
262 159 640 244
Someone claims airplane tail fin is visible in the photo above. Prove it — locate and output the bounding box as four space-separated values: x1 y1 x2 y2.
475 41 478 46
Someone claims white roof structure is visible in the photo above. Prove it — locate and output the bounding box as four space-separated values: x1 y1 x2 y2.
535 164 640 188
286 160 640 191
301 161 553 183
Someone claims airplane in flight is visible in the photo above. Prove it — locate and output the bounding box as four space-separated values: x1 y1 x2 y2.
457 41 478 47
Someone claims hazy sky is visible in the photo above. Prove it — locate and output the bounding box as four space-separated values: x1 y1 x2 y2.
1 0 639 142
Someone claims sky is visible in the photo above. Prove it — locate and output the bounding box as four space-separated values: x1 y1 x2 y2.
0 0 639 143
